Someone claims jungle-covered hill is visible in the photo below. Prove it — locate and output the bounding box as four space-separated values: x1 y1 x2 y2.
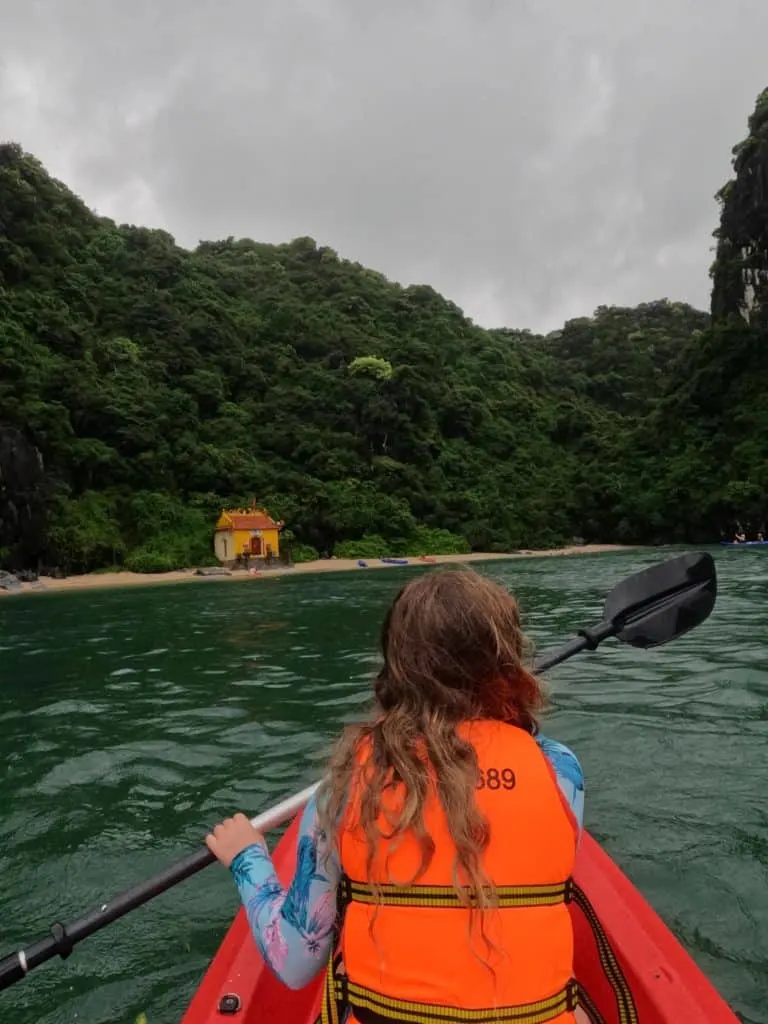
1 86 767 572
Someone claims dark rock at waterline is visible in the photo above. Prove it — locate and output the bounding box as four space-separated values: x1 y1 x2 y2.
0 571 21 591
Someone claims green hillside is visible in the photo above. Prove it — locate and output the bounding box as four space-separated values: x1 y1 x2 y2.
2 87 767 572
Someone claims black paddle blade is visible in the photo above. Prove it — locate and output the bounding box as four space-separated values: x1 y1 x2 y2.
602 551 716 649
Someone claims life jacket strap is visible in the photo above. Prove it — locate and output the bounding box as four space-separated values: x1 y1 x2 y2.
339 875 574 909
318 876 577 1024
320 948 347 1024
336 977 579 1024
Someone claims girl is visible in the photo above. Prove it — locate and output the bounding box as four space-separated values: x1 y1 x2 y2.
207 568 585 1024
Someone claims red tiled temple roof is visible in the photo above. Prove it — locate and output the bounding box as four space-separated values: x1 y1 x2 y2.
226 514 279 530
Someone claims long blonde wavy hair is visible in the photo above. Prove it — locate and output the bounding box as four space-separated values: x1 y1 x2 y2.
318 566 547 912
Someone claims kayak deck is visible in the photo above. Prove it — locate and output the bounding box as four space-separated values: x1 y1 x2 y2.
182 816 739 1024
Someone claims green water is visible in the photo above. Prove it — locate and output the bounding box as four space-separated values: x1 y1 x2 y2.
0 550 766 1024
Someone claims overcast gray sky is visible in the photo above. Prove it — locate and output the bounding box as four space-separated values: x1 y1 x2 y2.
1 0 766 332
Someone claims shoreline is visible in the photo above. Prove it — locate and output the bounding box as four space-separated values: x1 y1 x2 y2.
1 545 640 597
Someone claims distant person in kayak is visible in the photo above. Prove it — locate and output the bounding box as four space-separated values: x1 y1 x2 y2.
206 568 586 1024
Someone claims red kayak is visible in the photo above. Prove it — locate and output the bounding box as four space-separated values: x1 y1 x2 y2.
181 813 739 1024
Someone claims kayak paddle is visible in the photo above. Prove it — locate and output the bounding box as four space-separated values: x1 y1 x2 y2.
0 549 716 993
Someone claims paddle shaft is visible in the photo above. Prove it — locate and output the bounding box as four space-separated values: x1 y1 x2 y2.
0 783 320 990
0 629 608 992
0 550 715 992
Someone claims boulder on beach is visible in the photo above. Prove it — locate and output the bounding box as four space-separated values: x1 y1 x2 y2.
0 571 21 591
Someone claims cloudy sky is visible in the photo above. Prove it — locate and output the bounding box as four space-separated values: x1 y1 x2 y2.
1 0 766 332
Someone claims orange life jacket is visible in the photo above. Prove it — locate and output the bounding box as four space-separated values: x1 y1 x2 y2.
320 719 579 1024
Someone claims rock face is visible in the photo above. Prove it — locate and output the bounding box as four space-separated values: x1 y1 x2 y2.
711 88 768 324
0 427 48 570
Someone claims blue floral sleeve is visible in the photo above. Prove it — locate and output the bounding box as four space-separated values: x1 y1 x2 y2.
230 735 583 990
536 733 585 832
229 792 340 990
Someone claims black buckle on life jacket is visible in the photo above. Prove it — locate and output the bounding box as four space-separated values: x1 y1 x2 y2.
338 874 353 908
566 978 580 1012
564 877 575 904
336 960 349 1007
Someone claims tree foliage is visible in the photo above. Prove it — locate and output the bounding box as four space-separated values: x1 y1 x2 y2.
2 88 768 572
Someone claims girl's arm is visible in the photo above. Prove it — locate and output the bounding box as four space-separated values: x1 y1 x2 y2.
210 795 341 990
536 734 585 832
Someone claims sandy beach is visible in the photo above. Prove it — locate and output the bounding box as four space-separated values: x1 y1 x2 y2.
0 545 639 597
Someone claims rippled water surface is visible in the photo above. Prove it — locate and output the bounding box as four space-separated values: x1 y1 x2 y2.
0 549 766 1023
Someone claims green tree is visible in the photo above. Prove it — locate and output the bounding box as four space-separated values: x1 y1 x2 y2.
6 93 768 575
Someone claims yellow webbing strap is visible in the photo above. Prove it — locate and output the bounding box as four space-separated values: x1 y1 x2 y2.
340 877 572 909
320 877 638 1024
572 986 606 1024
336 977 579 1024
569 883 638 1024
317 874 579 1024
320 947 343 1024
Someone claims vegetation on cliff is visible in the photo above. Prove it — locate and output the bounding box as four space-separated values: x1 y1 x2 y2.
2 86 768 572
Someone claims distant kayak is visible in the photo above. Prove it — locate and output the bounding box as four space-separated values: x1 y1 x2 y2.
380 557 408 565
719 540 768 547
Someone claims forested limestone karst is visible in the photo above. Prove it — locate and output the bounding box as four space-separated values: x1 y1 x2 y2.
1 87 767 572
